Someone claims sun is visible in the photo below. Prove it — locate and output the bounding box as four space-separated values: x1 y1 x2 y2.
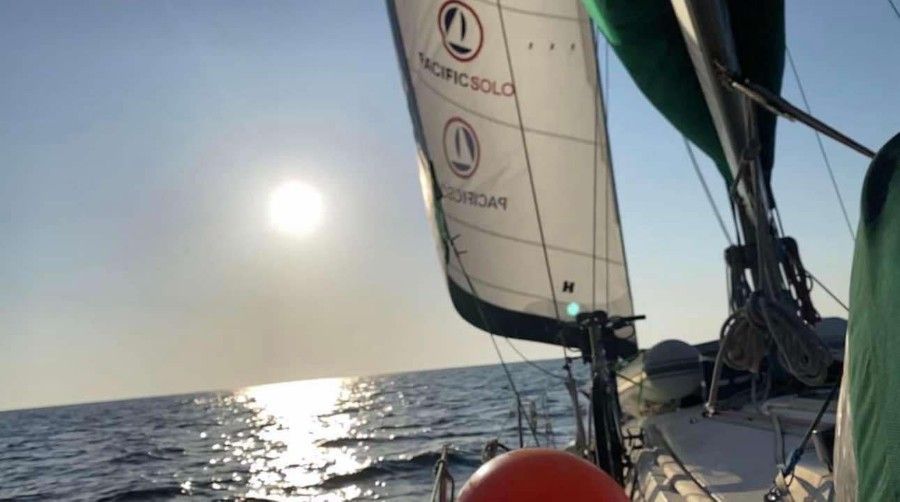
268 181 323 236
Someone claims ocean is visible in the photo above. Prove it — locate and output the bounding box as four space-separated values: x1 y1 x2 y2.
0 359 587 500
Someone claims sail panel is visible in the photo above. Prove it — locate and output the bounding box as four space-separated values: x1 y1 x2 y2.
390 0 635 348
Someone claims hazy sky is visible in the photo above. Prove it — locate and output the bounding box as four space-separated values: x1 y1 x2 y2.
2 1 898 411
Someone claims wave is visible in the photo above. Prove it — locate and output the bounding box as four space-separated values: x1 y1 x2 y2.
401 450 480 468
317 432 441 448
109 447 184 465
316 436 392 448
317 406 362 417
1 360 578 500
318 465 393 489
97 485 185 501
376 422 426 430
317 449 479 489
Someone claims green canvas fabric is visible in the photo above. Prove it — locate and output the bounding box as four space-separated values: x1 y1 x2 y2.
581 0 784 186
727 1 784 180
846 132 900 500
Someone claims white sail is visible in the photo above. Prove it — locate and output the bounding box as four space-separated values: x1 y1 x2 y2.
389 0 634 346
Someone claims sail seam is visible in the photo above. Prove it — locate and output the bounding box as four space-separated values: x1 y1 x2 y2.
468 0 580 22
495 0 562 321
447 264 556 302
445 214 625 264
412 70 595 146
447 263 628 308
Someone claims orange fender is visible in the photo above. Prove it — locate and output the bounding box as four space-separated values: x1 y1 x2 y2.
459 448 629 502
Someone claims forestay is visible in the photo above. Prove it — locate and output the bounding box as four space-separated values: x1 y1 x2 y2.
387 0 634 349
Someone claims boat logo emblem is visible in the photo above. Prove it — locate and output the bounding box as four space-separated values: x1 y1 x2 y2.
438 0 483 62
443 117 480 178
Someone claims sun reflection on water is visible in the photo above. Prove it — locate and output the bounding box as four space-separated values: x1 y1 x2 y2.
0 360 582 500
168 363 576 500
232 378 377 500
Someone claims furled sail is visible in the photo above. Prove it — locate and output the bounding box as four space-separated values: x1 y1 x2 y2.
387 0 635 350
581 0 784 186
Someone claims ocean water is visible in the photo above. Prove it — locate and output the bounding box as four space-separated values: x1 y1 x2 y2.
0 359 587 500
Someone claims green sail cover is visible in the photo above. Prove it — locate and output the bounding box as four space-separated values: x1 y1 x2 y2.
844 133 900 500
580 0 785 185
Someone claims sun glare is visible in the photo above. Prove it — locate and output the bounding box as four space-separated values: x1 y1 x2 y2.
269 181 323 236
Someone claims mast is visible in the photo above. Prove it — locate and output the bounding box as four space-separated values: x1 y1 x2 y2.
668 0 832 395
669 0 758 221
668 0 779 291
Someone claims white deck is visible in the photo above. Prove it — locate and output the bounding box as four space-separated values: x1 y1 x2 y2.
633 397 834 501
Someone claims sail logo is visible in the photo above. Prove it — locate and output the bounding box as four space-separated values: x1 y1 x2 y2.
438 0 483 62
418 53 515 97
443 117 480 178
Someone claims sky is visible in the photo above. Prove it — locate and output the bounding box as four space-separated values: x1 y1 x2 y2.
1 1 898 411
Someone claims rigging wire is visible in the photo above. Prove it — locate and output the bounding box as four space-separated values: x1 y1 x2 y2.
505 332 643 391
437 221 542 446
486 332 541 446
427 187 543 446
782 384 840 482
495 0 562 322
505 336 637 386
681 73 851 316
496 0 578 366
785 47 856 241
389 1 564 452
763 51 853 313
423 162 543 445
683 137 735 245
889 0 900 20
386 1 538 451
806 270 850 313
503 337 568 382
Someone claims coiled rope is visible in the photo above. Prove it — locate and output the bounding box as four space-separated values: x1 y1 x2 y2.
720 292 832 386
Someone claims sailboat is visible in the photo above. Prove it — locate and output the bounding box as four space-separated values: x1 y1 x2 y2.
387 0 897 500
